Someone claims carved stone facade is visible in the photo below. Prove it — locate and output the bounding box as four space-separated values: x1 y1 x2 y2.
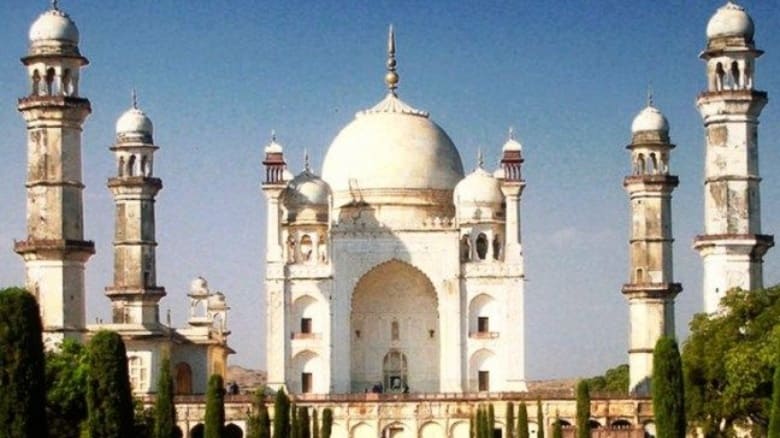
262 30 527 397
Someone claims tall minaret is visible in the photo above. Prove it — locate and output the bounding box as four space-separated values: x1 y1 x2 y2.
104 93 165 327
622 99 681 396
695 2 773 313
15 3 93 346
261 132 289 389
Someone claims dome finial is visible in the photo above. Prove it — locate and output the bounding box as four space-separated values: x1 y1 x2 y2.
508 126 515 140
131 88 138 109
51 0 59 11
385 25 399 96
646 83 654 107
271 129 276 142
304 148 311 172
477 148 485 169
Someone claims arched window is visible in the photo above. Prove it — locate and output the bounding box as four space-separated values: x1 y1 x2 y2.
637 154 646 174
224 424 244 438
140 155 149 177
127 155 136 177
45 68 56 96
475 233 488 260
731 61 741 89
715 62 725 91
649 153 658 174
636 268 644 282
460 235 471 262
31 70 41 95
391 320 399 341
492 234 501 260
118 156 125 177
300 234 313 262
61 69 71 96
175 362 193 394
383 351 408 393
190 424 205 438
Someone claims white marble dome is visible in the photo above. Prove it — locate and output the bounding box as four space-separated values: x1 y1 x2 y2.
190 277 209 294
455 167 503 205
29 9 79 44
116 108 153 137
283 170 331 208
502 137 523 152
321 94 464 196
265 137 283 154
706 2 754 40
631 105 669 134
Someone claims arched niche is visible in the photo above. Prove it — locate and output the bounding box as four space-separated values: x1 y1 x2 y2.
468 293 498 336
350 260 439 393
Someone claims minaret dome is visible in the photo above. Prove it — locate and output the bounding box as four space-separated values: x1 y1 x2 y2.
706 2 754 41
29 8 79 45
630 105 669 135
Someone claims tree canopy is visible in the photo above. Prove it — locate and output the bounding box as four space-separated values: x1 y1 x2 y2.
46 338 88 438
683 285 780 436
153 355 176 438
204 374 226 438
585 364 629 395
0 287 48 438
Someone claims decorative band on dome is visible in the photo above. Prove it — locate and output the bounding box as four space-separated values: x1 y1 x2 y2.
359 93 429 118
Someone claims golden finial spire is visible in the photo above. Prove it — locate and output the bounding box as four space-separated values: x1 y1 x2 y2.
304 148 310 172
385 25 399 96
131 88 138 109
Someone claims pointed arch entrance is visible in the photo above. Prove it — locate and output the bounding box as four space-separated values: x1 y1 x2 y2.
350 260 439 393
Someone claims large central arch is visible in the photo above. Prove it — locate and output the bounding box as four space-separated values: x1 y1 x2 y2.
350 259 439 393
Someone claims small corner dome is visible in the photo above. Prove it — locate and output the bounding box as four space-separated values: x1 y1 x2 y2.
29 9 79 44
190 277 208 293
706 2 754 40
454 167 503 205
283 171 331 208
116 108 153 136
502 137 523 152
208 292 227 308
631 106 669 134
264 138 283 154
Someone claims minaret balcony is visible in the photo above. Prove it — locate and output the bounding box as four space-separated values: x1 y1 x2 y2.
14 238 94 260
621 282 682 299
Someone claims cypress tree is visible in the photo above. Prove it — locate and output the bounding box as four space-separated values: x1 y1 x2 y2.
552 417 563 438
273 388 291 438
505 402 515 438
470 410 475 438
291 403 299 438
311 408 319 438
86 330 135 438
299 406 310 438
259 398 271 438
575 380 591 438
476 405 484 438
770 362 780 437
321 407 333 438
153 355 175 438
516 402 529 438
536 400 545 438
204 374 225 438
0 287 48 438
487 403 495 437
652 337 686 438
246 388 267 438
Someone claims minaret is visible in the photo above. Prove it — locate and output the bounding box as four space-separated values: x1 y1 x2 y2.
15 3 93 346
499 128 528 391
104 92 165 326
500 127 526 265
695 2 773 313
622 98 681 395
262 132 288 390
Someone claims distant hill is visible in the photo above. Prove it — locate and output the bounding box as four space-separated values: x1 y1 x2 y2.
226 366 267 394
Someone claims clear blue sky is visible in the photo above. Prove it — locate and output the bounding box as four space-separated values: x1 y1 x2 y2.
0 1 778 380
